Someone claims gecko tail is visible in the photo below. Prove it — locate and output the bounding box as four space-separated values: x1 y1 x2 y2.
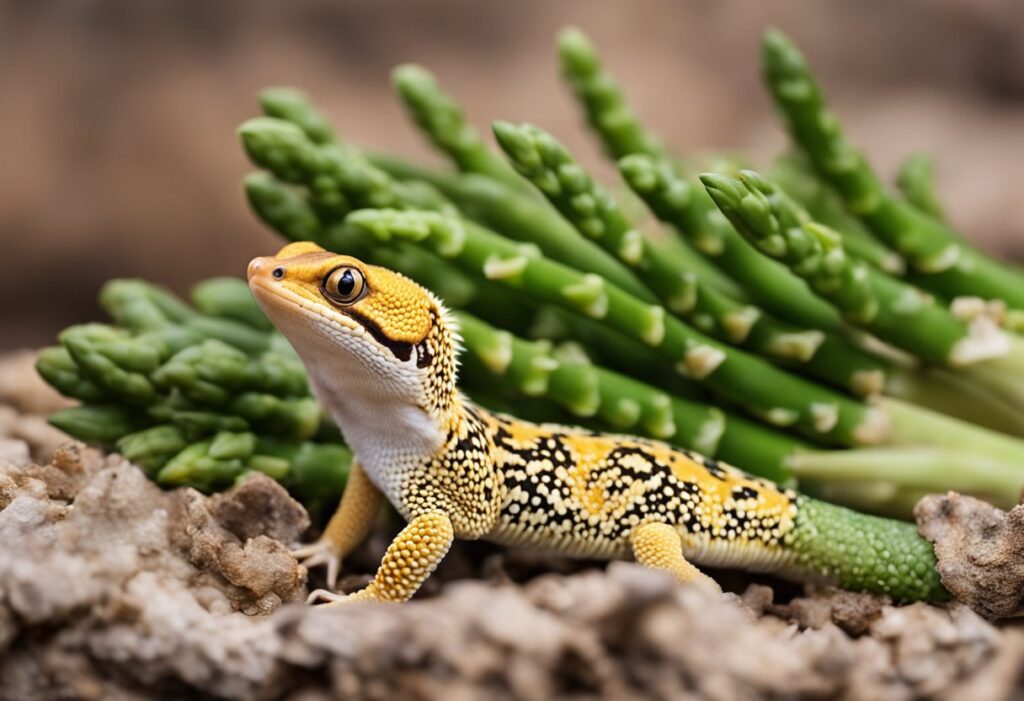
780 497 948 603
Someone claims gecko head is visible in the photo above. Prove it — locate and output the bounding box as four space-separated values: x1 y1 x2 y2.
248 241 458 414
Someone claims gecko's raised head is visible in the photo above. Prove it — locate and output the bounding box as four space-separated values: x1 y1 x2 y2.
247 241 458 415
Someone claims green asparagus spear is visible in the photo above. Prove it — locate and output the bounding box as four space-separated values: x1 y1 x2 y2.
259 87 338 146
156 431 256 491
35 346 109 403
344 207 889 446
703 170 1013 368
762 30 1024 308
116 425 189 474
896 153 946 223
767 153 905 274
392 65 531 193
241 117 655 300
557 27 664 160
59 325 159 405
244 172 325 242
191 277 274 331
494 121 891 396
48 404 150 445
554 28 749 297
620 153 844 332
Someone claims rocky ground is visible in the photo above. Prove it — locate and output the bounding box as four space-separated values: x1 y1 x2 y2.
2 350 1024 701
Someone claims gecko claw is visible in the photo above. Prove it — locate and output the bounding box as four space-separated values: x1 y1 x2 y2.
306 588 351 605
292 540 342 590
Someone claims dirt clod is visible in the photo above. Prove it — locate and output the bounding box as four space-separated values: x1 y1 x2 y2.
917 492 1024 620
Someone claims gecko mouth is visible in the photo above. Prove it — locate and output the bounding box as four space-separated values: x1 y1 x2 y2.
250 279 416 363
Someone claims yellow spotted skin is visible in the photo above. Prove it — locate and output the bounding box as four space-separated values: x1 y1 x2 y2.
250 242 946 605
477 410 798 563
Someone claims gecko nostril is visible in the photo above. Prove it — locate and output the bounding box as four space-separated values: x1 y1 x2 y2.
272 266 286 280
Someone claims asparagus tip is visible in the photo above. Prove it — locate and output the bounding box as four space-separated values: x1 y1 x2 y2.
557 26 598 74
237 116 303 146
258 86 309 111
392 63 436 92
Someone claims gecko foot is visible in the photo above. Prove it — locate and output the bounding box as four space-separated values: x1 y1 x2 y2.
292 540 342 590
306 588 351 605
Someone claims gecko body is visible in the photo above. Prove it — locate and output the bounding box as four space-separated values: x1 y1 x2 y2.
248 242 945 603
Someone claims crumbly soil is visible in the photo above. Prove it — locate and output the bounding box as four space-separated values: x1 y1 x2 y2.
2 350 1024 701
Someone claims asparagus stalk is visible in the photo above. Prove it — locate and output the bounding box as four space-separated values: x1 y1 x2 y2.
391 65 532 193
48 404 149 445
555 27 751 298
895 153 946 223
702 170 1014 368
368 155 668 300
259 87 338 146
244 172 325 242
343 207 890 446
255 85 693 301
762 30 1024 308
494 120 900 396
556 26 665 161
116 425 189 475
191 277 275 332
240 117 654 300
36 346 109 403
620 153 845 332
767 153 905 275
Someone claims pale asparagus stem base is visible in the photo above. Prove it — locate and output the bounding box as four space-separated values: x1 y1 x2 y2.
788 448 1023 510
883 366 1024 438
880 397 1024 467
959 347 1024 414
799 480 931 521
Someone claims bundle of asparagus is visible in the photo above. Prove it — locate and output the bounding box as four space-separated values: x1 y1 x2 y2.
37 27 1024 520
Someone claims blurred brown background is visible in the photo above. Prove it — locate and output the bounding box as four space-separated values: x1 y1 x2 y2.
2 0 1023 350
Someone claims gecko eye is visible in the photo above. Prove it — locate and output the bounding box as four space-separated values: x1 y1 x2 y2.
322 266 366 305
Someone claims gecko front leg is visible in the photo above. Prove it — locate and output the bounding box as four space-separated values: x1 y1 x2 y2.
314 511 455 605
294 460 382 593
629 521 720 591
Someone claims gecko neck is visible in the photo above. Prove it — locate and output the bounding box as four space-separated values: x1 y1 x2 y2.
297 334 464 503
